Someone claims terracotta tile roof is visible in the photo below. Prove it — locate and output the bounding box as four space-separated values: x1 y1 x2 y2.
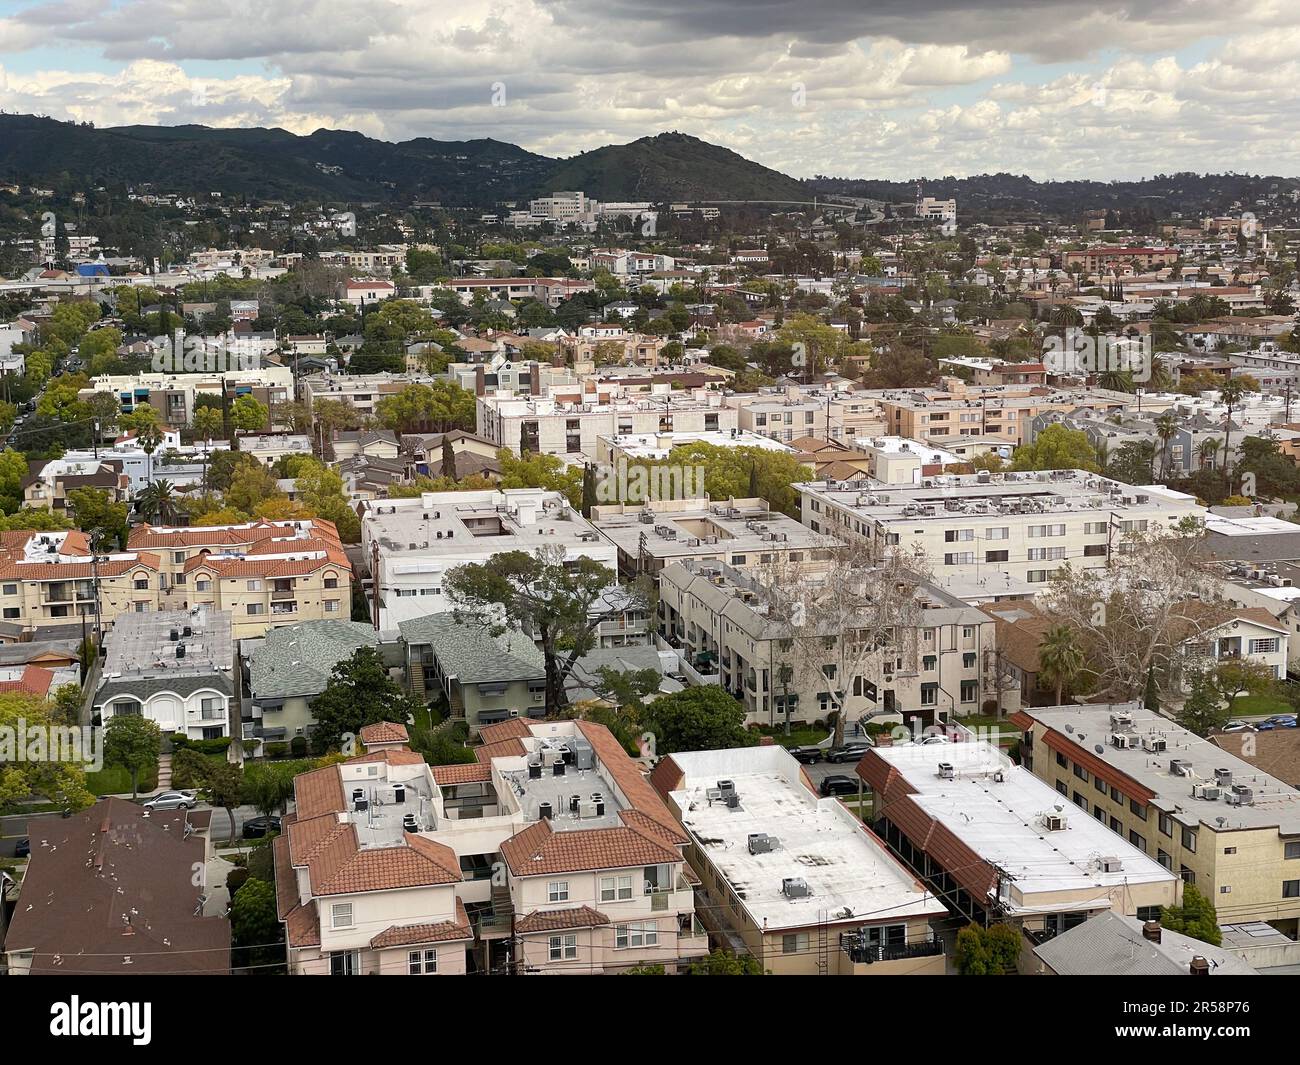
370 900 472 948
576 720 687 844
347 748 427 767
475 738 528 763
187 553 342 579
312 835 462 896
286 812 349 866
285 899 321 948
499 817 682 877
432 762 492 785
515 905 610 934
0 664 55 697
648 755 685 802
293 765 348 819
478 718 533 743
360 721 409 745
272 834 300 920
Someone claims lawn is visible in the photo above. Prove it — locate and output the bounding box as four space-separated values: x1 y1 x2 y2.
755 725 833 747
86 764 158 796
1231 693 1293 718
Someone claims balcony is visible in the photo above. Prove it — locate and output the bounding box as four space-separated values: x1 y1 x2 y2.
840 936 944 966
272 587 296 600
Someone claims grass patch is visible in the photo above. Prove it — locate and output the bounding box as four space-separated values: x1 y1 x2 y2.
86 764 158 797
754 725 832 747
1231 694 1293 717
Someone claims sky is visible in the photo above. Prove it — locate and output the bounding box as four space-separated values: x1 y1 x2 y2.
0 0 1297 181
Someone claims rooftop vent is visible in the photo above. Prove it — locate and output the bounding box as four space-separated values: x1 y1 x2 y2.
1169 758 1193 777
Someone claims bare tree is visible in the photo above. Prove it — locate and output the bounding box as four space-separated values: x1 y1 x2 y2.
751 541 932 745
1037 519 1227 702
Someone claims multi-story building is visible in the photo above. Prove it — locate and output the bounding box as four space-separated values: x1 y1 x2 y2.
1064 247 1180 273
20 457 129 512
650 745 949 974
128 518 352 639
656 559 1008 725
477 391 735 458
93 607 234 740
236 433 313 468
276 718 707 975
0 529 163 642
860 739 1181 937
1012 702 1300 936
798 470 1204 586
360 489 617 628
590 497 837 579
727 386 888 444
299 372 439 419
81 367 292 428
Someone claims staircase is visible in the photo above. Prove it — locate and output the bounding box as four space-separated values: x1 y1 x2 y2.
156 752 173 790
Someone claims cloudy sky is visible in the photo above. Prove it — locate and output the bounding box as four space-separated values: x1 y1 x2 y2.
0 0 1297 180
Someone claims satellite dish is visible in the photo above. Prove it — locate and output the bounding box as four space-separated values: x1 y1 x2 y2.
1094 744 1104 755
1065 724 1074 734
1054 804 1064 813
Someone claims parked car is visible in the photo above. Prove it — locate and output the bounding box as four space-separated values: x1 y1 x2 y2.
819 775 859 797
14 837 30 858
142 790 198 811
242 815 282 839
1257 715 1298 731
788 746 823 765
1221 720 1256 733
825 743 871 764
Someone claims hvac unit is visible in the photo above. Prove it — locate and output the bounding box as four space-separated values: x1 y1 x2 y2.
1169 759 1193 777
1142 735 1167 753
1043 814 1067 832
748 833 775 855
1191 784 1220 801
1226 784 1254 806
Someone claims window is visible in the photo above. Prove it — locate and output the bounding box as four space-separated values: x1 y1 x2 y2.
1285 841 1300 860
985 527 1008 540
1220 885 1231 894
922 655 937 671
1130 831 1147 852
1250 638 1280 654
1181 826 1197 853
1157 849 1172 870
324 575 339 589
1284 880 1300 899
1027 570 1049 583
615 921 658 949
408 949 437 974
1180 866 1196 886
1224 847 1237 855
960 680 978 703
1130 799 1148 820
1073 763 1089 782
329 952 357 976
985 550 1009 563
1159 812 1173 837
782 932 809 955
944 529 973 542
920 683 938 706
963 652 977 669
247 603 265 615
246 579 263 591
944 552 974 565
1094 776 1107 794
547 881 569 903
325 600 340 613
600 875 634 902
2 608 17 619
195 580 211 592
1 583 15 596
330 903 354 930
548 934 577 961
1055 751 1068 768
1136 905 1161 922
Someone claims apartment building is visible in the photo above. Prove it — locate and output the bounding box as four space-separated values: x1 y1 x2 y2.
128 518 352 639
727 386 887 444
1064 247 1180 273
444 277 595 307
0 529 162 642
81 367 293 428
477 391 736 457
276 719 706 975
236 433 313 468
20 457 129 511
1013 702 1300 936
299 372 439 418
93 607 234 740
650 746 948 974
657 560 1008 725
590 497 836 579
360 489 617 628
798 470 1205 585
860 740 1181 938
594 428 792 466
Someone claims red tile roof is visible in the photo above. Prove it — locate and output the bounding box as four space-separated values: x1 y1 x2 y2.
360 721 409 745
478 718 533 743
499 817 682 877
293 765 348 819
432 762 492 785
475 738 528 763
515 905 610 934
370 900 473 948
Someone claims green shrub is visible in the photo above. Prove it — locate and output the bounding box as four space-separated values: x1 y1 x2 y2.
264 742 290 760
226 867 251 894
290 736 308 758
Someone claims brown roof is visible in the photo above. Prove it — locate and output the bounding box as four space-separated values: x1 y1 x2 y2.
475 738 528 762
1209 730 1300 787
432 762 492 785
4 798 230 974
576 720 687 844
478 718 533 743
515 905 610 934
285 900 322 948
499 818 681 877
370 899 473 948
293 765 348 819
359 721 410 745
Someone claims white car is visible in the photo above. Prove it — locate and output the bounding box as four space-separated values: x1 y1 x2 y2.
143 790 198 811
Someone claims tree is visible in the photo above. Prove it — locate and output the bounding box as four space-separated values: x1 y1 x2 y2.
103 715 162 798
293 458 361 542
1154 413 1178 482
135 478 182 525
1175 671 1230 737
204 760 245 847
1160 883 1222 946
230 876 282 968
1037 625 1085 705
685 949 765 975
243 762 296 819
374 381 474 435
309 646 425 754
1218 376 1251 491
1010 424 1099 473
498 449 584 507
230 394 268 435
642 686 753 755
1107 440 1157 485
0 448 29 513
954 923 1021 975
193 406 224 441
444 548 649 717
68 487 130 549
1202 658 1276 717
0 692 94 811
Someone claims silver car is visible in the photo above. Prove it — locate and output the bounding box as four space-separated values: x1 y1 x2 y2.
143 790 198 811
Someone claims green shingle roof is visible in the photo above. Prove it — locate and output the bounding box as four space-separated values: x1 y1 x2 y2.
399 613 545 684
248 621 380 701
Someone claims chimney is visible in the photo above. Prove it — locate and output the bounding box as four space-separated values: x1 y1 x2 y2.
475 365 486 397
1189 956 1211 976
1142 921 1161 944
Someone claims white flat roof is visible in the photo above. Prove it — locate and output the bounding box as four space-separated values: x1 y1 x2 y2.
667 747 945 931
874 742 1175 911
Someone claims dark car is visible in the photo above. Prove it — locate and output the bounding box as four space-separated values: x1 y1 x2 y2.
788 746 823 765
825 743 871 764
14 837 30 858
819 775 859 797
242 815 282 839
1258 715 1298 731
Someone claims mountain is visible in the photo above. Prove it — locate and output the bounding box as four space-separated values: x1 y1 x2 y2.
0 117 803 207
538 132 808 204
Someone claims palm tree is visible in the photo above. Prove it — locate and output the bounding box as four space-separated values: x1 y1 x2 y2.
1038 625 1085 706
136 421 163 483
1154 413 1177 481
1197 437 1220 471
135 479 180 525
1219 376 1249 491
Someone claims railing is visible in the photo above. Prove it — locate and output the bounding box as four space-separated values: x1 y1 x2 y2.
272 588 295 600
841 938 943 965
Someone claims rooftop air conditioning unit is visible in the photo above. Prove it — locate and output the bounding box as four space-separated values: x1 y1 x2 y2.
1100 857 1124 873
748 833 775 855
1043 813 1067 831
1169 759 1192 777
1111 732 1137 749
1109 711 1134 729
1191 784 1220 801
782 877 810 899
1215 768 1233 788
1227 784 1254 806
1142 735 1167 753
937 762 955 780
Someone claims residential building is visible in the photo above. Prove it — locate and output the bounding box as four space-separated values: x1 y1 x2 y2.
651 746 949 974
797 470 1204 586
237 433 313 468
860 739 1181 937
1027 911 1257 976
361 489 616 628
93 607 234 740
3 799 227 975
1012 702 1300 936
81 367 293 428
20 457 129 512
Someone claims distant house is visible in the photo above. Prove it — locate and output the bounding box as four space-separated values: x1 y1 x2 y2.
2 798 229 975
333 429 400 464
